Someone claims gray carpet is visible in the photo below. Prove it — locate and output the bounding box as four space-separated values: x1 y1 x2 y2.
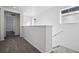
51 45 78 53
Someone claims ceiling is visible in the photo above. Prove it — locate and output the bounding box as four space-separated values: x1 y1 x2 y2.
3 6 53 16
18 6 53 16
3 6 68 16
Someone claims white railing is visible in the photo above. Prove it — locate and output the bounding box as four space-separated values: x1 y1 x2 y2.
52 30 63 37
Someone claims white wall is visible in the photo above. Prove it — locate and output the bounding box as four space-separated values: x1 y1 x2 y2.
57 13 79 51
55 23 79 51
34 6 68 47
13 14 20 35
33 6 79 51
21 6 52 16
36 6 68 35
21 6 53 26
22 15 32 26
23 26 52 52
62 13 79 23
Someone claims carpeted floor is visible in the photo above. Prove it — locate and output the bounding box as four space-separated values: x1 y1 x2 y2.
51 45 78 53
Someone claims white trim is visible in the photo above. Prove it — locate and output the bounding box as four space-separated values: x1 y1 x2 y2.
0 8 5 41
0 6 22 14
4 8 21 14
60 9 62 24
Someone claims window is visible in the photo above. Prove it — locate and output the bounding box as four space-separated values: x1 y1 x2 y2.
61 6 79 14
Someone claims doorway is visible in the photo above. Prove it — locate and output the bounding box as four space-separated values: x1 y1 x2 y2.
4 11 20 37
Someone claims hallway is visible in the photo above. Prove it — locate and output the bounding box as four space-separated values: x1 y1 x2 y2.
0 33 40 53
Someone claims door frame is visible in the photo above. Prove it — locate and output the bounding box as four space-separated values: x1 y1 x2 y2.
0 7 23 41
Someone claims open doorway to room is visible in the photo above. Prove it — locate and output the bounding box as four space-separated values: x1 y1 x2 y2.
4 11 20 38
